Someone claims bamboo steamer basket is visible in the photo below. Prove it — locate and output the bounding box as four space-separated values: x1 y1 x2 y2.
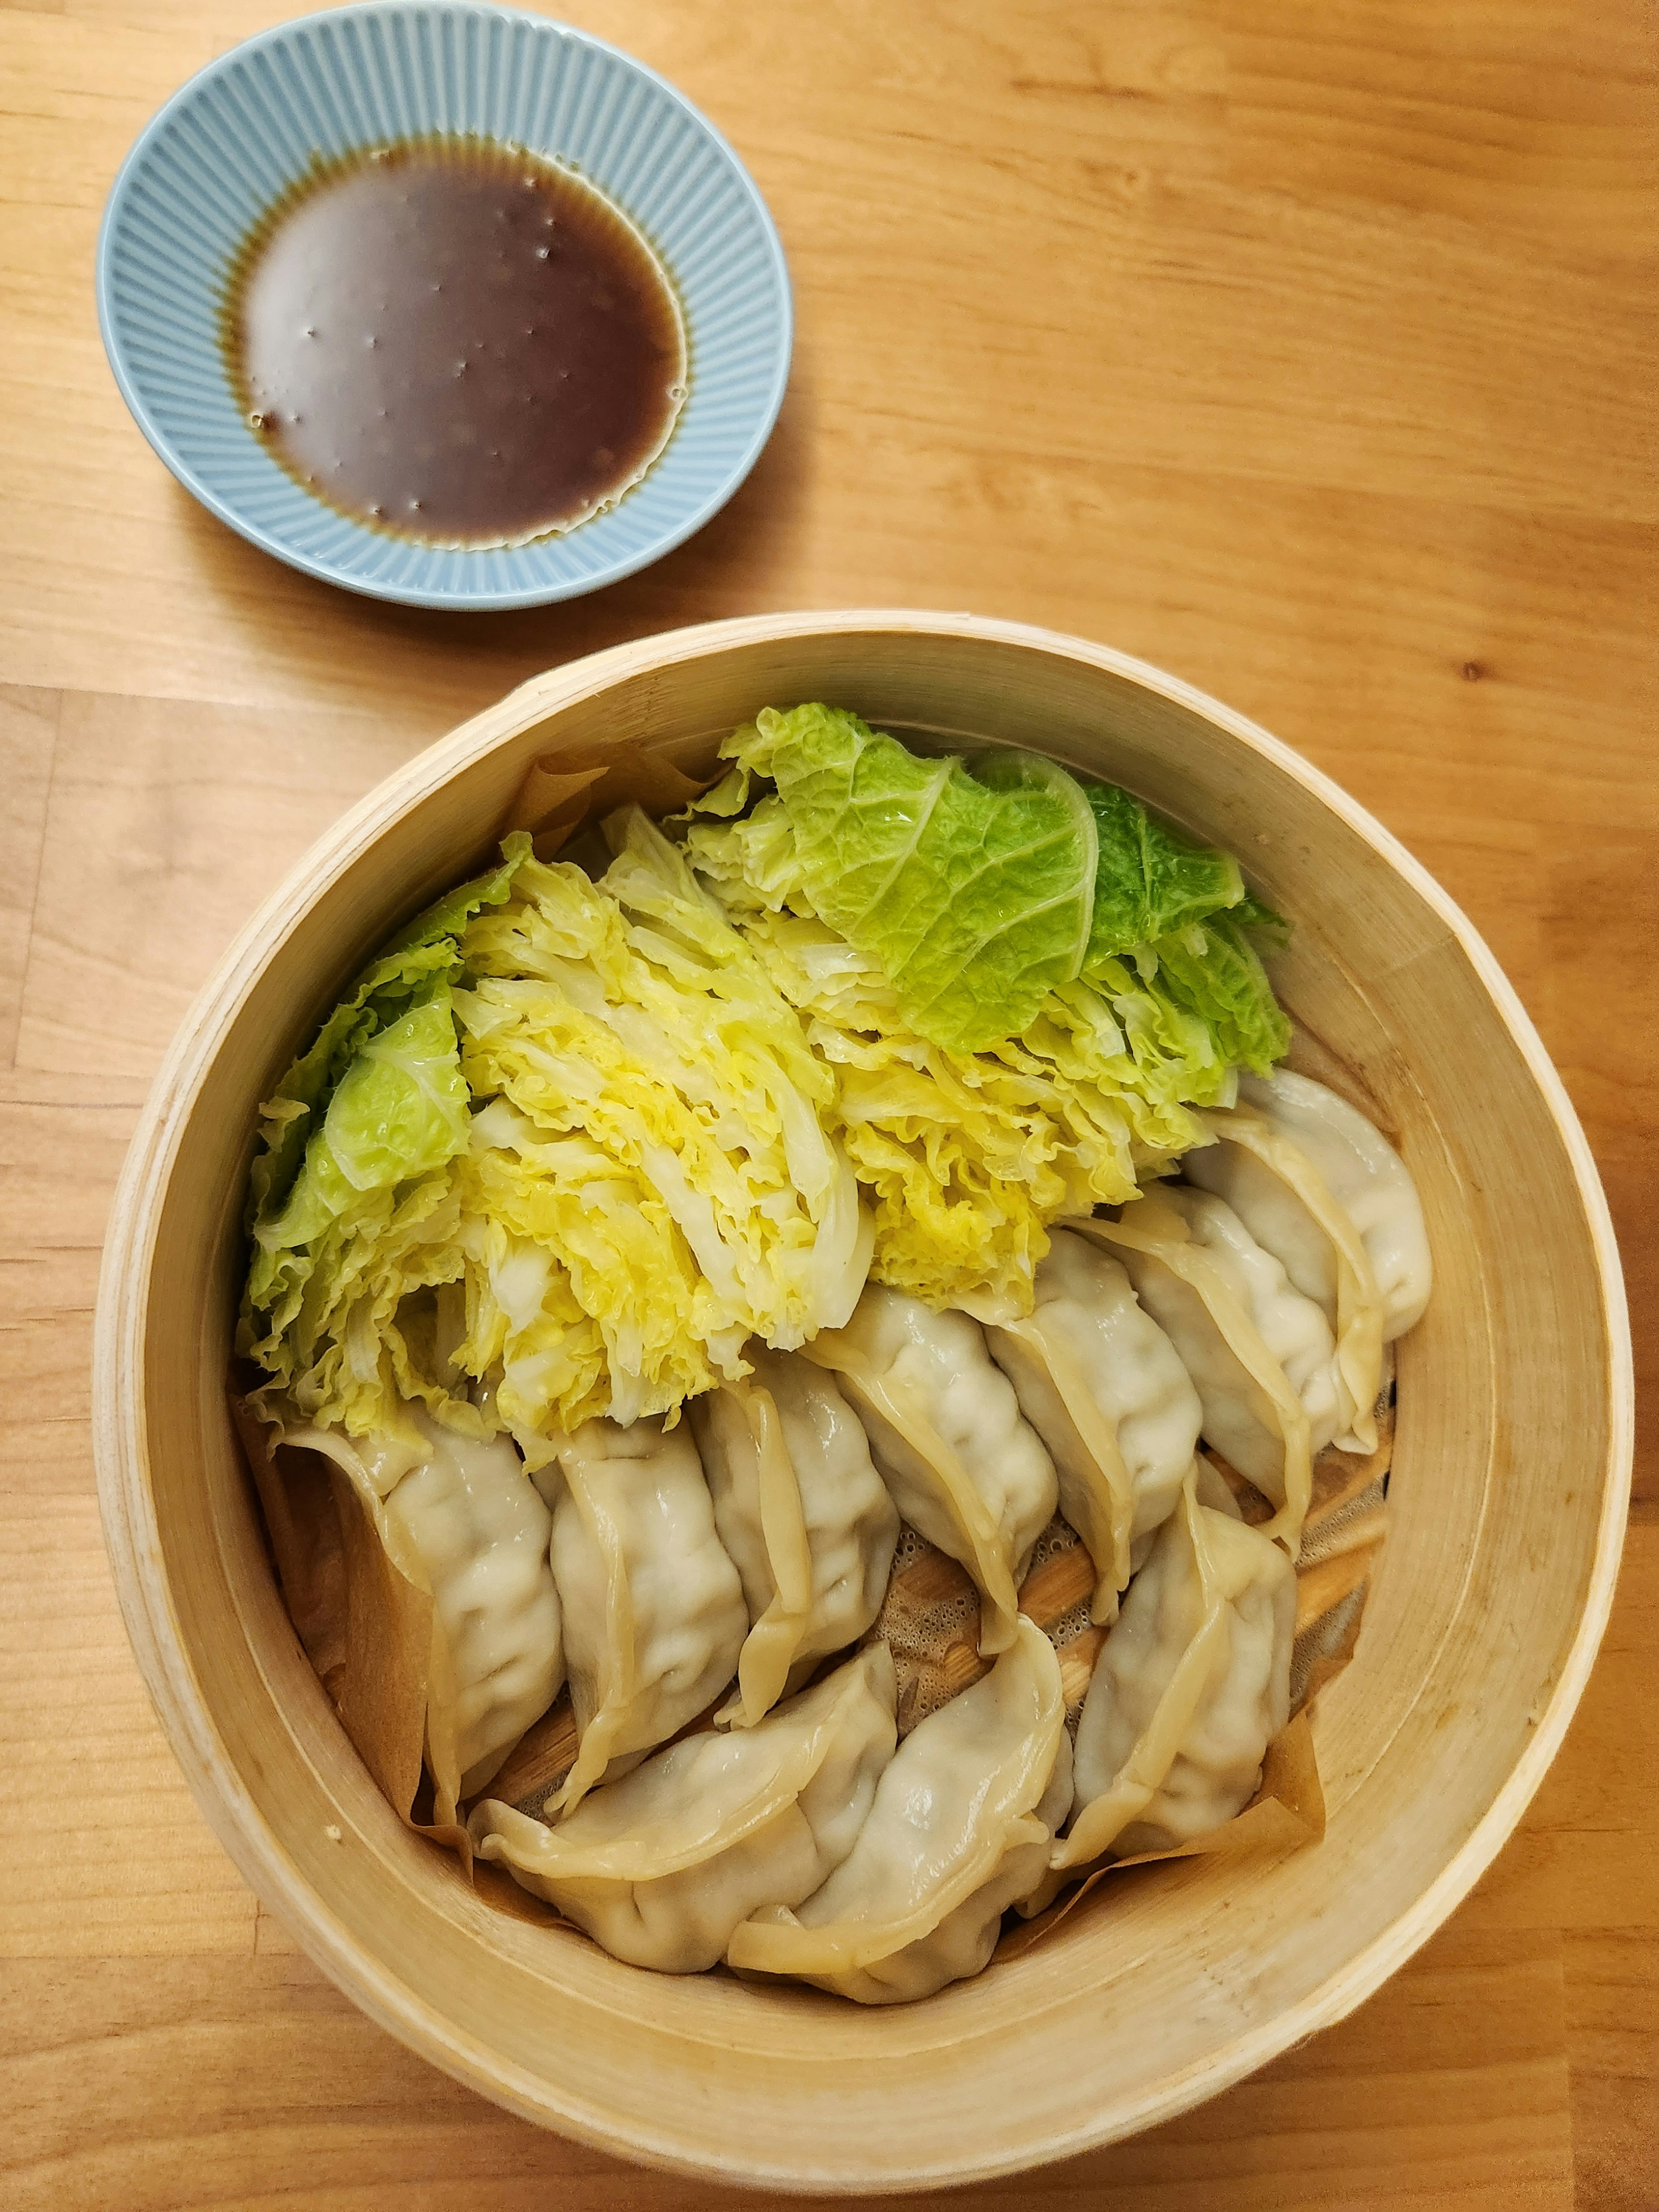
92 611 1631 2191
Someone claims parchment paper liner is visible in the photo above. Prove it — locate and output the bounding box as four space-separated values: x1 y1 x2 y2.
507 738 707 860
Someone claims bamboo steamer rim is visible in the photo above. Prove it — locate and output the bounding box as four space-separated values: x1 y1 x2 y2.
91 609 1634 2187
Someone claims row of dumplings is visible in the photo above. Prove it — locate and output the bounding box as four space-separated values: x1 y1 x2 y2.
289 1068 1429 2003
471 1471 1296 2002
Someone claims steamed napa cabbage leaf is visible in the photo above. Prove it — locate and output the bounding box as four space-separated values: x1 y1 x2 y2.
254 989 471 1260
712 706 1099 1053
451 1099 710 1448
686 710 1290 1077
1080 781 1244 971
243 1155 474 1451
242 835 533 1348
462 809 866 1345
245 836 531 1255
1141 912 1290 1075
449 837 869 1451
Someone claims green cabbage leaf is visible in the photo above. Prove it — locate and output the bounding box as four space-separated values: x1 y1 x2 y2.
1080 780 1243 970
242 836 531 1330
1140 913 1291 1075
709 705 1099 1052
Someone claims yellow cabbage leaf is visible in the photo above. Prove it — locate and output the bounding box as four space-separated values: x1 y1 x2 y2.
700 905 1214 1321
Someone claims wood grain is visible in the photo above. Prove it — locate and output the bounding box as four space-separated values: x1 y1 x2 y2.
0 0 1653 2203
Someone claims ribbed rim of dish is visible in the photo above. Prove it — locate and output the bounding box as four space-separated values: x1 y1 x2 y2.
94 2 793 610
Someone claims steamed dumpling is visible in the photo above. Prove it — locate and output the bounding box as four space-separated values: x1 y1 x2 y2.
728 1617 1070 2003
1184 1082 1404 1452
800 1285 1058 1654
691 1349 899 1727
469 1644 897 1971
1153 1184 1351 1457
984 1228 1201 1619
540 1415 746 1814
1213 1070 1431 1341
286 1408 564 1815
1073 1197 1313 1548
1055 1473 1294 1867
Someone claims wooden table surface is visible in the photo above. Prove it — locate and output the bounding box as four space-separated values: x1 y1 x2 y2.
2 2 1653 2205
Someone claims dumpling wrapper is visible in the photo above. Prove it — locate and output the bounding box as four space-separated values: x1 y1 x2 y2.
728 1617 1071 2004
984 1227 1201 1620
1071 1195 1313 1551
468 1644 898 1972
273 1406 564 1819
1055 1471 1295 1869
800 1284 1058 1655
691 1350 899 1728
541 1414 747 1815
1228 1068 1432 1342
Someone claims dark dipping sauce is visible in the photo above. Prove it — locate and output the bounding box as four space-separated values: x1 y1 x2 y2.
226 137 686 547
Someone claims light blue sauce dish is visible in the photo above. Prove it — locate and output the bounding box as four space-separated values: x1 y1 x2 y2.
96 3 792 610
